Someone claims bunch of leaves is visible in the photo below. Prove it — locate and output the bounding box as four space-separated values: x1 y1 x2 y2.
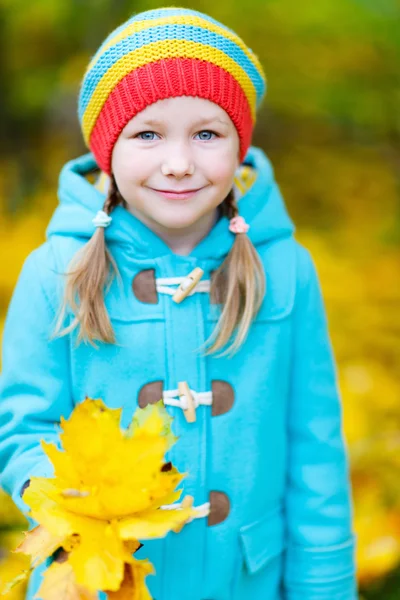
2 398 201 599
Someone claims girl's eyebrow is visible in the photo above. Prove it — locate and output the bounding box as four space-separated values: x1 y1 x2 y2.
139 117 229 128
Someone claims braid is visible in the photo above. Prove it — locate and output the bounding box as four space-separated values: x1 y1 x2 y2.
202 186 266 357
52 174 123 346
103 174 125 214
219 188 238 220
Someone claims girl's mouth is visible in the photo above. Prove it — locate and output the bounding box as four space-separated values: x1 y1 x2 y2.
150 187 203 200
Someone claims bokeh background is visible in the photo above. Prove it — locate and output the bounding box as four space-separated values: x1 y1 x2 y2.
0 0 399 597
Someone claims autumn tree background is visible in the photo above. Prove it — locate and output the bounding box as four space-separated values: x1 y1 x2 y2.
0 0 399 597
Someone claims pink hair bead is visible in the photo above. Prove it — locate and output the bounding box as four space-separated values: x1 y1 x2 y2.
229 215 250 234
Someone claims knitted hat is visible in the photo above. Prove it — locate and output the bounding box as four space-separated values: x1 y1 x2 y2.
78 7 267 174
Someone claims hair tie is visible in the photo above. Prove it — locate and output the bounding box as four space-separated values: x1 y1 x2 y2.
229 215 250 234
92 210 112 228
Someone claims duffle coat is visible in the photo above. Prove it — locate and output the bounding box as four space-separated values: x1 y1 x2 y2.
0 146 357 599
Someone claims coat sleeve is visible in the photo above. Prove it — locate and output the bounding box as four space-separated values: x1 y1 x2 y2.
0 245 74 516
283 244 357 599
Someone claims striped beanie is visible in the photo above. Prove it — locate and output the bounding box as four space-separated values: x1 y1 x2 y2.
78 7 267 174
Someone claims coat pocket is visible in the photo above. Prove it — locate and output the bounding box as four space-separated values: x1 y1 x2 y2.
239 504 286 574
232 504 286 599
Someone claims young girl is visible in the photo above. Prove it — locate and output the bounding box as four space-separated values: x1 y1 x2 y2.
0 7 357 600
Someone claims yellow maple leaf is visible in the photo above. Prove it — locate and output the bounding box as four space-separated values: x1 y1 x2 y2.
39 400 183 519
68 520 128 592
14 525 64 569
118 503 197 540
23 479 81 539
106 560 154 600
16 486 125 592
36 561 97 600
122 540 142 556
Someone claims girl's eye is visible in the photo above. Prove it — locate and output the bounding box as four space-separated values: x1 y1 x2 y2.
196 130 219 141
135 131 158 141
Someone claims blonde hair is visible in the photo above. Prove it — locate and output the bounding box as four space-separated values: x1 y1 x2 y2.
53 176 266 357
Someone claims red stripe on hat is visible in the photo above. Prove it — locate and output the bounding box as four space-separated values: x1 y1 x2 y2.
89 57 254 174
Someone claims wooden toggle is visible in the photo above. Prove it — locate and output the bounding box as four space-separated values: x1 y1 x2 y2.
178 381 196 423
172 267 204 303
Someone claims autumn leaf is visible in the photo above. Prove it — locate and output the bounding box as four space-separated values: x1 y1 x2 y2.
39 400 184 519
122 540 142 556
14 525 64 569
36 561 97 600
106 560 154 600
128 401 178 450
118 502 196 540
67 520 126 592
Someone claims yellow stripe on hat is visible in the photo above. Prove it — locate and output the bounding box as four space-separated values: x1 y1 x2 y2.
82 39 257 145
87 14 265 84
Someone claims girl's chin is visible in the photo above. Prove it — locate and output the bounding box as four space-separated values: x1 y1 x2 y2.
151 211 211 230
154 218 203 231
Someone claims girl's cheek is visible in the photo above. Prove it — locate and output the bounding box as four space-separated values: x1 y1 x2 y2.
207 159 237 182
118 152 151 178
204 145 238 171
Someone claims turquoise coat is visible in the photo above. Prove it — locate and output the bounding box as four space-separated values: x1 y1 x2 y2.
0 146 357 599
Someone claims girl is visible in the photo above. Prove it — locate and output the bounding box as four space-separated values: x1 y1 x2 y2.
0 7 357 600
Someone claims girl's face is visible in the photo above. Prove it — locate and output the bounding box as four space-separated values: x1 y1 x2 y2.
111 96 240 251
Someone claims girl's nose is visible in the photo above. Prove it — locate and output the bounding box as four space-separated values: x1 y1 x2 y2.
161 146 195 178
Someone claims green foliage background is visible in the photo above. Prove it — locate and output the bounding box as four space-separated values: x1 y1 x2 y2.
0 0 399 596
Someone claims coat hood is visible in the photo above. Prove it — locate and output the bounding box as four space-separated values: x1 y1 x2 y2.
46 146 295 260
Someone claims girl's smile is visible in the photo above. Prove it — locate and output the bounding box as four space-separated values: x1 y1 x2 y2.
148 186 206 200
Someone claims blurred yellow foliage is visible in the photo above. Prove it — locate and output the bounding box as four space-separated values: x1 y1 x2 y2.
0 492 28 599
299 231 400 583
